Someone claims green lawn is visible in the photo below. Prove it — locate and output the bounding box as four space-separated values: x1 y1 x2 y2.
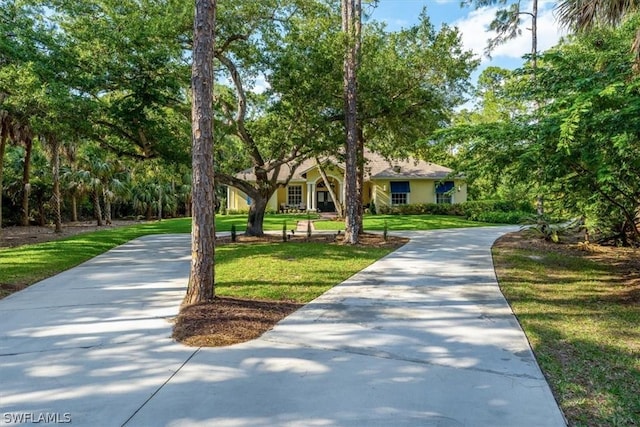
215 242 394 302
0 219 192 293
0 214 376 299
217 213 318 232
312 214 494 231
493 242 640 426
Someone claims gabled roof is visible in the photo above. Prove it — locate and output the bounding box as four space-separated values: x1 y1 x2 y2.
234 148 456 183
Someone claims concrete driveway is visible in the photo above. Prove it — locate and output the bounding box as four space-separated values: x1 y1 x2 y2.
0 227 566 426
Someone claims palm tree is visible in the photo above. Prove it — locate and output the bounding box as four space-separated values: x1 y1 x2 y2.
0 110 12 229
556 0 639 31
77 150 125 226
41 134 63 232
556 0 640 61
61 142 81 222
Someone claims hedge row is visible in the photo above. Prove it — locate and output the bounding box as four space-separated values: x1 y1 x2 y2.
376 200 536 224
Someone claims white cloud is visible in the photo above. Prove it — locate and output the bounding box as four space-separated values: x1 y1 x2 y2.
454 1 568 67
251 74 270 94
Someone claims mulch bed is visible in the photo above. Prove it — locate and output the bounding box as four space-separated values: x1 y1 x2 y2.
172 297 303 347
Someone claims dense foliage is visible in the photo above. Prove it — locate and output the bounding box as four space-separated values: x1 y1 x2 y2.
439 16 640 245
0 0 477 231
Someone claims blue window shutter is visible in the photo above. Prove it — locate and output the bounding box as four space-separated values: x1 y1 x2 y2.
436 181 455 194
390 181 410 193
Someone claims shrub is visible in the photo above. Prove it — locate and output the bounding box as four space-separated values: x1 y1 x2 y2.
369 201 377 215
378 203 462 216
472 210 531 224
226 209 249 215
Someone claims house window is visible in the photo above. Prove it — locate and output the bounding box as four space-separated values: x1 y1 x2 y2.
288 185 302 206
390 181 410 205
436 181 455 204
391 193 408 205
436 193 452 204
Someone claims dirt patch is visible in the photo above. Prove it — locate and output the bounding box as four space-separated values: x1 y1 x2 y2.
0 220 146 249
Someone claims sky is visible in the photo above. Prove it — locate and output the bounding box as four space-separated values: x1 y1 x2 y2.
369 0 568 76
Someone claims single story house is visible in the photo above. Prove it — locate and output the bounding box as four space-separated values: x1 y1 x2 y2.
226 149 467 213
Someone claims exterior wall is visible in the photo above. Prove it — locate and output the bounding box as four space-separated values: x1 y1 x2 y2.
408 180 435 204
226 171 467 212
227 187 251 211
371 181 390 208
362 181 372 206
226 187 279 211
371 179 468 208
454 180 467 204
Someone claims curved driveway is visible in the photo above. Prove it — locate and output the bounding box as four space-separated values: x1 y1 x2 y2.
0 227 566 426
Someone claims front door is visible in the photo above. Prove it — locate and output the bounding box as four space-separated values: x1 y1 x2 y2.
316 191 336 213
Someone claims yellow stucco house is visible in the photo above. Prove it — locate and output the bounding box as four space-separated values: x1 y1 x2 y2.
226 149 467 213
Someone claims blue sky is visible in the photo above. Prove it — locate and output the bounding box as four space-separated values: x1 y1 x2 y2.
368 0 567 75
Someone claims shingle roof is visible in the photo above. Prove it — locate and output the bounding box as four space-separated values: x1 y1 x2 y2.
233 149 455 182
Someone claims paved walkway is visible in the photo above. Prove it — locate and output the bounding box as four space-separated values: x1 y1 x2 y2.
0 227 566 426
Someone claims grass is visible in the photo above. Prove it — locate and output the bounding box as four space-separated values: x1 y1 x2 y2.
313 214 494 231
214 242 394 302
217 213 319 232
0 219 190 293
493 240 640 426
0 214 375 298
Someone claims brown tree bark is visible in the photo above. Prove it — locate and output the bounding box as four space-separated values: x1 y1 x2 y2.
50 136 62 233
0 115 7 230
356 125 364 233
104 189 112 225
21 134 33 227
93 190 103 226
246 195 268 236
342 0 361 244
71 195 78 222
183 0 217 307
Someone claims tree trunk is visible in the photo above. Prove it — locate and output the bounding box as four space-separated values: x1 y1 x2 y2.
342 0 361 244
158 185 163 221
531 0 544 217
316 157 344 218
0 126 6 230
21 136 33 226
245 195 268 237
37 196 45 226
71 195 78 222
103 189 112 225
356 125 364 233
185 194 192 217
183 0 217 307
93 191 103 226
51 137 62 233
145 204 152 220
